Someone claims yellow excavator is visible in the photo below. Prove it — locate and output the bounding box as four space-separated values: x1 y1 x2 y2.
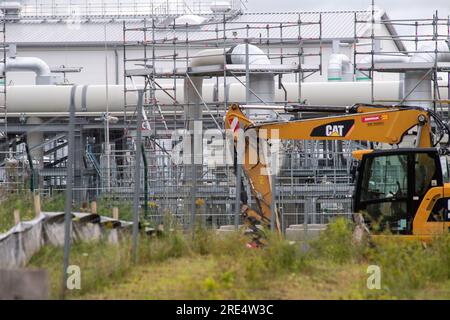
225 103 450 246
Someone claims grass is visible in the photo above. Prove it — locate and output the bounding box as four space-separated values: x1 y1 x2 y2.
0 192 35 233
364 235 450 299
26 219 450 300
0 191 73 233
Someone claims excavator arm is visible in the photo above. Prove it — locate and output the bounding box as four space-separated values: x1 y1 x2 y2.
225 103 435 244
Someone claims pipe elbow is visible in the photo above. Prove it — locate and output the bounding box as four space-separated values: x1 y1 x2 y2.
189 44 272 69
5 57 51 76
328 54 351 81
226 44 271 65
189 48 225 68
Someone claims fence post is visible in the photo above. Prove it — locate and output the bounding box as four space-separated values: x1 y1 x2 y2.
61 85 76 299
91 201 97 214
13 209 20 225
112 207 119 220
33 193 41 218
131 90 144 263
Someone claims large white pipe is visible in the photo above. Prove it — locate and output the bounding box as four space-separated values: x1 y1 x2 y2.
183 48 230 186
354 42 450 108
404 71 433 108
226 81 410 105
4 85 131 113
5 81 448 116
409 41 450 63
183 44 277 128
190 48 225 67
184 48 227 123
226 44 276 120
26 117 44 169
356 55 410 81
2 44 448 114
226 44 271 65
404 41 450 108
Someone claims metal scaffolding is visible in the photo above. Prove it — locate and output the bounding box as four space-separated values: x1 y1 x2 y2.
354 10 450 113
3 8 449 232
17 0 243 19
0 16 6 140
120 12 364 229
123 11 323 129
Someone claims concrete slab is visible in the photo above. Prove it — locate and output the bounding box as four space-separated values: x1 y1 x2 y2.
285 224 327 241
0 269 49 300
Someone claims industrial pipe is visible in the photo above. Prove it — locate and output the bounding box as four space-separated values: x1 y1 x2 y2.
186 44 276 122
409 41 450 63
355 55 410 81
404 41 450 108
226 44 276 120
0 54 62 167
328 54 353 82
2 81 449 116
0 56 61 85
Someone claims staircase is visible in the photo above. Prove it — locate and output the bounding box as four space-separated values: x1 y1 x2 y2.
86 144 101 177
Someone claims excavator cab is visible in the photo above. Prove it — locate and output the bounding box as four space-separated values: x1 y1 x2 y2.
354 148 449 236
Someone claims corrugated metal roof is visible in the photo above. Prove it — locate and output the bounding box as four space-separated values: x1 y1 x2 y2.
4 10 397 47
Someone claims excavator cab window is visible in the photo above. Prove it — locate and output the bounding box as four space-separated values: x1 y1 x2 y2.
355 149 443 235
440 156 450 182
428 198 450 222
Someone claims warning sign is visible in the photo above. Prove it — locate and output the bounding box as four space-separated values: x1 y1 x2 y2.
362 115 388 123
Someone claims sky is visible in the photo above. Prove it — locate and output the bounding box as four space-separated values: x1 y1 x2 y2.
244 0 450 20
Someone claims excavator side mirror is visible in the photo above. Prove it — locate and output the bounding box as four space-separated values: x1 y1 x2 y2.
352 149 373 161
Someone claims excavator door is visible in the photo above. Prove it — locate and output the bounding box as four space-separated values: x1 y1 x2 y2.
354 148 444 235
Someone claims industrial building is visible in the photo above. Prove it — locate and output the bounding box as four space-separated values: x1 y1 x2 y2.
0 0 449 232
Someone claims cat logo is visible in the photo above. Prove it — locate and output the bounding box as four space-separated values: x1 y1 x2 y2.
310 120 355 138
325 125 345 137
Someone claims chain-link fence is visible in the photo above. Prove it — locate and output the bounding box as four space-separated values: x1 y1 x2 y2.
0 138 359 229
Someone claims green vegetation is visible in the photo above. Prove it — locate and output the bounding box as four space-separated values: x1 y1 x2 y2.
0 192 35 233
26 219 450 300
0 191 73 233
309 218 362 264
2 188 446 299
0 192 134 233
364 235 450 299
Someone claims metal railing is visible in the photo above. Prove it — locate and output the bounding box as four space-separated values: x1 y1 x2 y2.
353 10 450 110
17 0 242 18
